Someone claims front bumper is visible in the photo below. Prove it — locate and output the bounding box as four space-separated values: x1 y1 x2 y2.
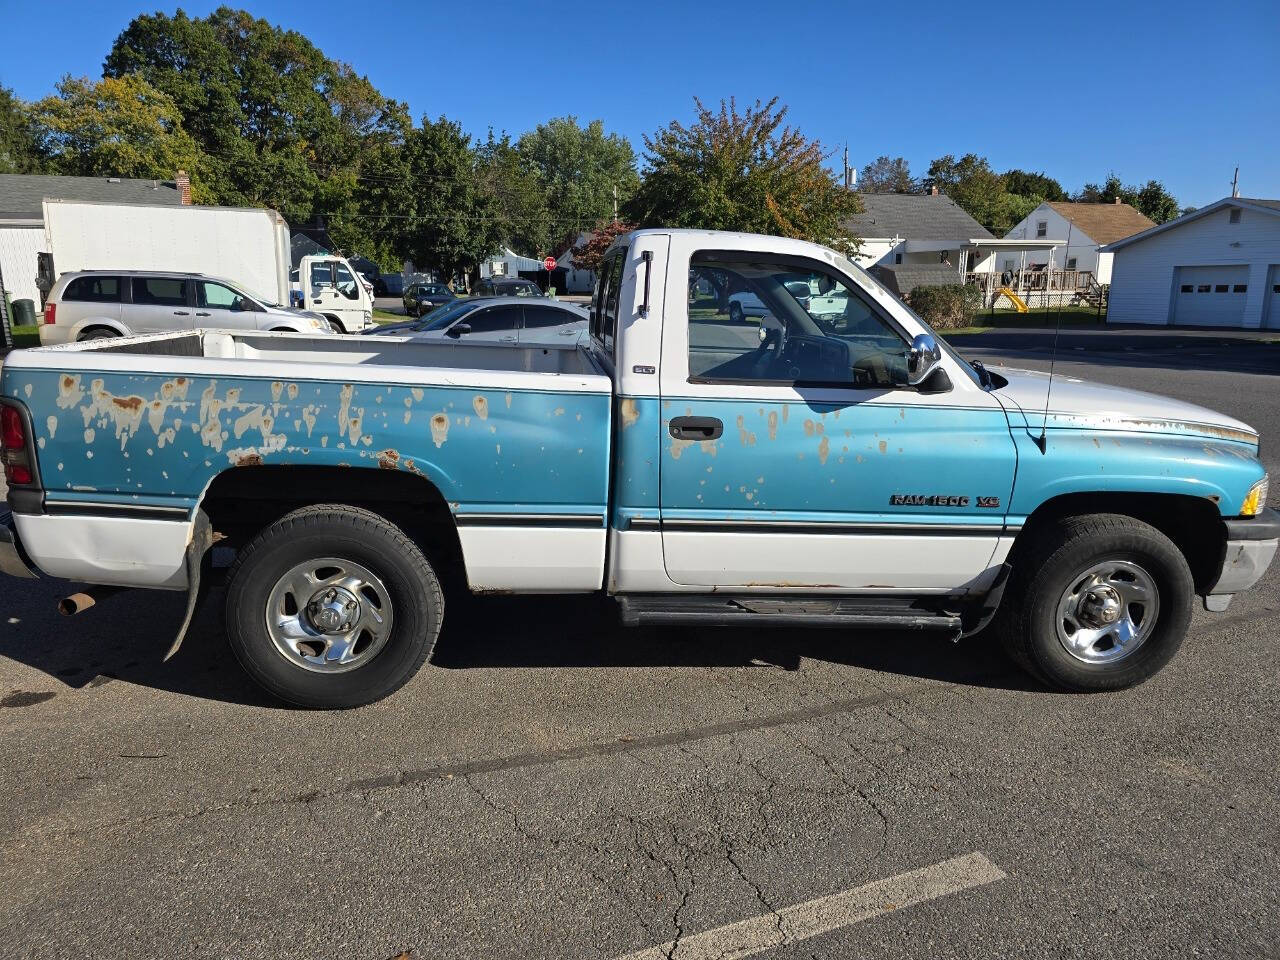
0 510 38 579
1203 507 1278 611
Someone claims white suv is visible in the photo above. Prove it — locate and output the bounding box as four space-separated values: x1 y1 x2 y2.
39 271 332 345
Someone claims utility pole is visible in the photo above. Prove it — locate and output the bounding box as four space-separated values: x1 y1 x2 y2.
1231 166 1240 198
612 183 618 222
842 144 851 189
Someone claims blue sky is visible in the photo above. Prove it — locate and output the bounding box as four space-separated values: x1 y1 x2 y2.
2 0 1277 208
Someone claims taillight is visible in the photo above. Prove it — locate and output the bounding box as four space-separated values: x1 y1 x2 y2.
0 405 33 486
43 302 56 325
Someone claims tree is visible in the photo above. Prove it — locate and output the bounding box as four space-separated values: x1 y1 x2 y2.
103 7 404 224
517 117 638 241
398 117 502 284
0 85 45 174
924 154 1005 233
571 220 638 273
31 75 206 192
1002 169 1066 202
477 131 551 256
1075 174 1180 223
626 97 862 256
988 192 1044 237
858 156 914 193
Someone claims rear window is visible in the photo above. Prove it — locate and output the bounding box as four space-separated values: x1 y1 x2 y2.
131 277 188 306
62 275 121 303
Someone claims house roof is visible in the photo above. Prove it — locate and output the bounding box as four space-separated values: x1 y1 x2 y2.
869 262 960 299
0 173 183 220
1099 197 1280 252
843 194 994 243
1042 202 1154 245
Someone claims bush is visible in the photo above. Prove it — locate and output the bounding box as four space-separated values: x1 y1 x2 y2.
907 283 982 330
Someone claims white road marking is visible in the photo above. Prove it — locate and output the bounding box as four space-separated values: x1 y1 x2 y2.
615 852 1006 960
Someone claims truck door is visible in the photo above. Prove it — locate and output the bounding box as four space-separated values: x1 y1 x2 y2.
302 257 365 332
657 243 1016 593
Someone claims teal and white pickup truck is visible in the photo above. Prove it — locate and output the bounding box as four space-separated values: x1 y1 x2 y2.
1 230 1274 707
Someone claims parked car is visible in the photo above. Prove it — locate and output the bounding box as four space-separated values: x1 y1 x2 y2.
472 277 544 298
376 273 405 297
370 296 586 345
38 270 332 344
3 228 1273 708
727 280 813 323
402 281 456 317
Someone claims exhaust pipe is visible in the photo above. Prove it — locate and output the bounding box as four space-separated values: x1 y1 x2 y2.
58 586 123 616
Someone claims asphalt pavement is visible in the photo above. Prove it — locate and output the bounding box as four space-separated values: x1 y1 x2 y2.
1 330 1277 959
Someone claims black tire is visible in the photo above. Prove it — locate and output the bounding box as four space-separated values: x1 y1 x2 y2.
77 328 119 341
729 302 744 324
326 318 346 334
225 504 443 708
997 513 1193 692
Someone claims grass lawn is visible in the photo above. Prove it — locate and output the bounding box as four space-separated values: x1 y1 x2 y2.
372 309 405 323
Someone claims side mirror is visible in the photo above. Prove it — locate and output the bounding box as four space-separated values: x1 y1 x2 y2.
447 322 471 339
906 333 943 386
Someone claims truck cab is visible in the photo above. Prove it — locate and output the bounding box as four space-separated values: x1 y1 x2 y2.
0 229 1273 708
297 255 375 333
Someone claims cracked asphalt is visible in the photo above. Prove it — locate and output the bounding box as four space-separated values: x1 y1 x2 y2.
1 332 1278 959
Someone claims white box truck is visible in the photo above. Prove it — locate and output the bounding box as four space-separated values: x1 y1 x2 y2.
39 200 374 333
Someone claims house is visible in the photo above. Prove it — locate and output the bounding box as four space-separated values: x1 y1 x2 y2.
843 191 997 275
479 235 597 295
0 172 189 308
1100 197 1280 328
1002 200 1155 284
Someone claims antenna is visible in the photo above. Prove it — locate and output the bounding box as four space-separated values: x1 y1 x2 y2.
1231 165 1240 198
1036 217 1073 453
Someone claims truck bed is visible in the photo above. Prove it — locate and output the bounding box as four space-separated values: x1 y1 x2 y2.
2 330 614 591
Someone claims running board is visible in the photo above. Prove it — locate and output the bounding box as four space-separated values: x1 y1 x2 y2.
616 595 963 632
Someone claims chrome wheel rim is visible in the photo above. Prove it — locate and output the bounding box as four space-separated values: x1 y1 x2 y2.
1055 559 1159 665
265 557 394 673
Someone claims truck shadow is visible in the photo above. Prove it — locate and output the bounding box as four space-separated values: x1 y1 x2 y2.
0 581 1041 708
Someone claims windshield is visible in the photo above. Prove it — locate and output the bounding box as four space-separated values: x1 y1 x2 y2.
418 299 483 331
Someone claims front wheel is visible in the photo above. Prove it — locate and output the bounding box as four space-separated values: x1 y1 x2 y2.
997 514 1193 692
326 318 346 334
728 302 744 324
225 504 443 708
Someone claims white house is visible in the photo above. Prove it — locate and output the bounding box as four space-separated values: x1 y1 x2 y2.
1002 201 1154 284
1100 197 1280 328
0 173 187 308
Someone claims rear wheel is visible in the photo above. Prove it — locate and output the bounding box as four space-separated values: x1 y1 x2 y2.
225 504 443 708
77 327 119 341
997 514 1193 692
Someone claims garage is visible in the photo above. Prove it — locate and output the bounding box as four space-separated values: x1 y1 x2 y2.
1102 197 1280 328
1172 265 1249 327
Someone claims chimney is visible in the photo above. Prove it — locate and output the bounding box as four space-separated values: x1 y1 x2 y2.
929 185 939 196
175 170 192 205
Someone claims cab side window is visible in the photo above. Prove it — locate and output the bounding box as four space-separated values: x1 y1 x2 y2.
686 252 908 388
590 249 625 357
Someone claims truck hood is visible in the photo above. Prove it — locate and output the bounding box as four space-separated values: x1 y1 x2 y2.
988 365 1258 444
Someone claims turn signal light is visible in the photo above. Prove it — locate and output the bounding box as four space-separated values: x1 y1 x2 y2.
0 405 32 486
1241 476 1269 518
43 302 56 325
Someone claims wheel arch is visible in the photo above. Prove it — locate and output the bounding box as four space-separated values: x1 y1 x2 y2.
70 317 130 340
1011 491 1225 594
197 464 467 588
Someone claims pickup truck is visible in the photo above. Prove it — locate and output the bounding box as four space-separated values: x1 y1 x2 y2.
1 229 1274 708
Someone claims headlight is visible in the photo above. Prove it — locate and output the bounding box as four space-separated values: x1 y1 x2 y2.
1241 475 1269 517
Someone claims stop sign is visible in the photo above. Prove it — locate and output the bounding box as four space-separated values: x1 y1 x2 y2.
543 256 557 271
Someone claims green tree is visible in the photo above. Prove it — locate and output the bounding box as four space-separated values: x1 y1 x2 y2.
988 191 1044 236
0 85 46 174
1002 169 1067 202
477 132 551 256
1076 174 1180 223
31 75 206 193
858 155 915 193
398 117 502 284
924 154 1005 232
627 97 862 256
517 117 638 241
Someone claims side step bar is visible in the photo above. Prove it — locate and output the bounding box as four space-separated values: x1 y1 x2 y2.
617 594 962 632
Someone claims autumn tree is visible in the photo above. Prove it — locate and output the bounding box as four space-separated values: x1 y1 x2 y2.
571 220 638 273
859 155 915 193
31 75 206 193
627 97 862 255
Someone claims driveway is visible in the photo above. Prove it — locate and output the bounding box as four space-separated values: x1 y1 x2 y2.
0 331 1277 959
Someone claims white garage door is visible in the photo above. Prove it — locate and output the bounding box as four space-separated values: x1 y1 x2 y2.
1172 265 1249 327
